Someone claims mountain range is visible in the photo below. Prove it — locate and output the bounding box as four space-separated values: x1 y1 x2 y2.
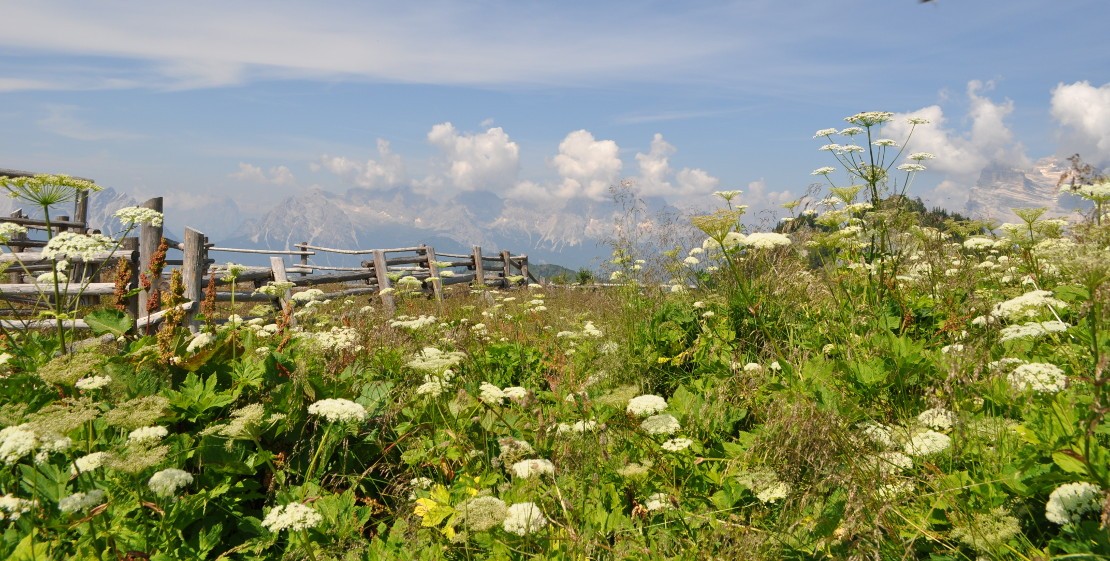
964 157 1090 222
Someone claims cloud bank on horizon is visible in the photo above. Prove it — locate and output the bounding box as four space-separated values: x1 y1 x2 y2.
1 1 1108 220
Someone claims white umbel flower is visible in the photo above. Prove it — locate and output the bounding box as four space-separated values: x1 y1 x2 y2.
661 437 693 452
1045 482 1103 525
502 502 547 536
262 502 323 532
307 398 368 423
510 459 555 479
71 451 111 475
114 206 164 227
478 382 506 405
75 375 111 390
903 430 951 456
148 468 193 497
1007 363 1067 393
916 408 956 431
128 426 169 444
626 394 667 417
0 494 35 520
58 489 106 513
641 414 681 435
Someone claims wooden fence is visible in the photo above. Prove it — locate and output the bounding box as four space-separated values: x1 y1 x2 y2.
0 171 539 331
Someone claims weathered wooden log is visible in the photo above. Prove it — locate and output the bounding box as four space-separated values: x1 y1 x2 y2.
137 197 163 314
372 250 394 315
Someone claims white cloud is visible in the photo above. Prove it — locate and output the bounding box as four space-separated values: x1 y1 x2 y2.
1051 80 1110 165
315 139 405 189
633 133 719 198
0 3 738 91
886 80 1027 184
37 104 143 141
426 123 520 193
743 179 793 208
229 162 296 185
551 130 622 200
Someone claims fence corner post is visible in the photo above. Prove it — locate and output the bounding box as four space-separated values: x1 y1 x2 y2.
137 197 164 315
372 250 395 315
471 246 485 290
423 245 443 301
182 228 206 330
269 256 295 327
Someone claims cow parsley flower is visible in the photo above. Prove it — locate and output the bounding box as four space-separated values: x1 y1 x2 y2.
903 430 951 456
58 489 106 513
990 290 1066 321
262 502 323 532
71 451 111 475
503 502 547 536
811 166 836 176
555 420 598 435
641 414 681 435
1045 482 1103 524
917 408 956 431
390 314 438 330
307 398 368 423
147 468 193 497
0 425 38 465
839 127 864 136
908 152 936 161
819 143 843 152
128 426 169 444
897 163 926 172
872 138 898 147
845 111 894 126
874 451 914 474
503 386 528 401
497 438 535 465
75 375 112 391
407 347 465 372
303 326 363 353
510 459 555 479
644 492 672 512
1007 362 1067 393
744 232 792 249
813 128 838 138
41 232 115 261
113 206 164 227
626 395 667 417
478 382 506 405
456 495 508 532
0 494 34 521
185 332 215 353
0 223 27 243
661 437 693 452
998 320 1069 343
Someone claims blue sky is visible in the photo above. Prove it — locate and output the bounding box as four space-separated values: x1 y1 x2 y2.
1 0 1108 223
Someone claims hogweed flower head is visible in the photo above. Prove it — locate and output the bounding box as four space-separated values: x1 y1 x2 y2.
627 394 667 417
58 489 106 513
503 502 547 536
262 502 323 532
114 206 164 227
307 398 368 424
148 468 193 497
845 111 894 127
1045 482 1103 525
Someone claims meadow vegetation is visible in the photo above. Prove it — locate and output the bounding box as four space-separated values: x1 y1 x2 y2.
0 112 1108 560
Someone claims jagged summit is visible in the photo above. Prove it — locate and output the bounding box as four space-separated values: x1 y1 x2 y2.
965 157 1089 223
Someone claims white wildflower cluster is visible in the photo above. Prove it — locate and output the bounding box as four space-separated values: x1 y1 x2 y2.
307 398 368 423
555 420 598 435
1045 482 1103 525
290 288 326 306
503 386 528 402
998 320 1069 343
903 430 951 456
0 222 27 243
0 494 35 521
416 369 455 398
742 232 793 250
872 451 913 475
41 232 115 261
1007 362 1067 393
510 458 555 479
185 332 215 353
128 426 169 444
496 438 535 466
36 270 68 284
58 489 106 513
71 451 111 475
456 495 508 532
262 502 323 532
1064 181 1110 202
857 421 896 449
303 326 363 353
502 502 547 535
245 320 279 339
147 468 193 497
644 492 672 512
0 424 70 465
640 414 681 435
408 348 466 373
877 481 914 500
626 394 668 417
478 382 506 405
988 290 1066 321
916 408 956 431
390 315 438 330
253 281 295 298
113 206 164 227
661 437 693 452
737 470 790 503
75 375 112 390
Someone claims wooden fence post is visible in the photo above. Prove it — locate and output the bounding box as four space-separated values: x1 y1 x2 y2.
372 250 395 315
270 257 295 327
297 242 309 277
8 210 25 283
137 197 163 315
500 250 512 288
182 228 206 329
519 255 531 285
471 246 485 290
74 190 89 232
121 237 140 326
422 245 443 301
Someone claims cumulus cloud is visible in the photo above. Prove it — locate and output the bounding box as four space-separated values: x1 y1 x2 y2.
426 122 520 193
229 162 296 185
551 130 622 200
634 133 719 198
885 80 1028 187
743 179 794 208
1051 81 1110 165
314 139 405 189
